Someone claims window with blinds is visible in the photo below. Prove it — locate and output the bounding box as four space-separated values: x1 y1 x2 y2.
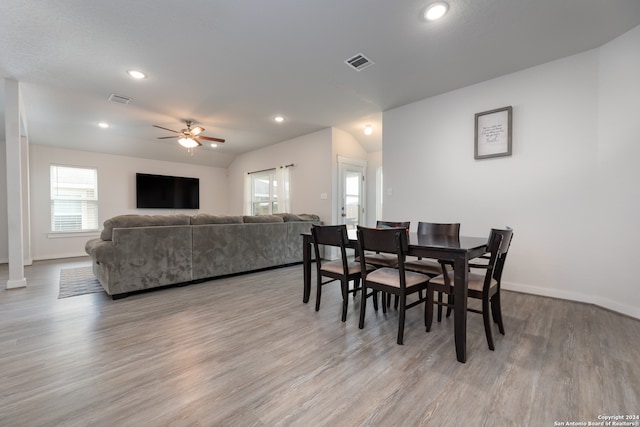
250 169 278 215
50 165 99 232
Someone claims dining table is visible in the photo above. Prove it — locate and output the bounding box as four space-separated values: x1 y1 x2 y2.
301 229 488 363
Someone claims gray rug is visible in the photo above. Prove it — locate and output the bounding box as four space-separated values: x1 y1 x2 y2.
58 266 104 298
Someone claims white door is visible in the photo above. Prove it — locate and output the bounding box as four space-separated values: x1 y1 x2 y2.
338 156 367 230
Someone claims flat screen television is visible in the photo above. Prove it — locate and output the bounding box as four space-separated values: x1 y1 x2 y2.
136 173 199 209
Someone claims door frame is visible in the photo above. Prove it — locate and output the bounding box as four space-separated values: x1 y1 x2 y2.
337 155 367 229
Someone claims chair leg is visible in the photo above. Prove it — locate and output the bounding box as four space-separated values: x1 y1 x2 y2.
341 280 348 322
397 294 406 345
381 292 387 314
394 295 399 310
446 294 454 318
423 290 429 328
353 278 360 298
482 296 495 351
372 290 379 311
315 278 322 312
358 284 367 329
426 287 434 332
491 292 505 335
437 292 443 322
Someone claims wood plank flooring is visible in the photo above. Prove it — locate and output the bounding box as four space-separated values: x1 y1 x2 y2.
1 257 639 426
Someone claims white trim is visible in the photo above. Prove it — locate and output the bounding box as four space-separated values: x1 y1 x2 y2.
337 155 367 168
502 281 640 320
48 231 99 239
7 278 27 289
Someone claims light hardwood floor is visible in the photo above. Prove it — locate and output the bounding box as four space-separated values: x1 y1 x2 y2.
1 257 639 426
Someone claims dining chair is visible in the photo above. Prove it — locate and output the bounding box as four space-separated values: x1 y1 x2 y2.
356 221 411 309
426 227 513 350
356 225 430 345
355 220 410 268
311 224 374 322
443 226 514 320
404 222 460 317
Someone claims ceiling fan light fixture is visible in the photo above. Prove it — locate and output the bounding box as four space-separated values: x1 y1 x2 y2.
364 125 373 135
178 137 199 148
210 143 218 148
274 115 284 123
98 122 110 128
424 2 449 20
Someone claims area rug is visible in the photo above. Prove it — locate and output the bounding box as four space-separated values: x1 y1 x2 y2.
58 266 104 298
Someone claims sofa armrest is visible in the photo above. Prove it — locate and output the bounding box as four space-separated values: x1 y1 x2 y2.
85 238 115 265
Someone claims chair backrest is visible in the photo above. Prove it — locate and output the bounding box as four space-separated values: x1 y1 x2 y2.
417 222 460 237
489 227 514 282
376 220 410 230
311 225 349 272
357 225 409 272
480 231 505 291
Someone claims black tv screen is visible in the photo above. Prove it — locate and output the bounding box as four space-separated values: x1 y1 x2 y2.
136 173 199 209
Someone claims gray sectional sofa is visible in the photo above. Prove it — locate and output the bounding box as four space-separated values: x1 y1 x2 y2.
85 213 320 299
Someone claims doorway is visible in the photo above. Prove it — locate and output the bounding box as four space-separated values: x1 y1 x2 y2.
337 156 367 230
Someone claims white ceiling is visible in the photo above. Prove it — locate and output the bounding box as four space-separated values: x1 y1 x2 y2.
1 0 639 168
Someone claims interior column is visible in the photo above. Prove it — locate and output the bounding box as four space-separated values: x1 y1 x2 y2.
4 78 27 289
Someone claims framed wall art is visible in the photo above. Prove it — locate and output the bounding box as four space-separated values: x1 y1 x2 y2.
474 106 512 159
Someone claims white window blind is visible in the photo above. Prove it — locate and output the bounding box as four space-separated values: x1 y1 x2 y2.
50 165 98 232
250 169 278 215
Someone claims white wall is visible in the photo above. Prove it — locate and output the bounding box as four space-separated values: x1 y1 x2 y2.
594 25 640 315
29 145 228 260
227 128 334 222
366 150 382 228
383 25 640 318
0 140 7 262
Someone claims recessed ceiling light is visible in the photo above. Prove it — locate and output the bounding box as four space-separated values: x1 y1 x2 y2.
425 2 449 20
98 122 109 128
126 69 147 79
364 125 373 135
210 143 218 148
274 116 284 123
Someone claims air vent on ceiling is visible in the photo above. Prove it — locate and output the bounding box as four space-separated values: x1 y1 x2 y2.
108 93 131 104
345 53 374 71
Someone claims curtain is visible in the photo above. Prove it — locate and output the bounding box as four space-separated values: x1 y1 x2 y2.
276 166 291 213
243 173 252 215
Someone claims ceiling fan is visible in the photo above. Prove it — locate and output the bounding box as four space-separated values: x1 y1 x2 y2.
153 120 225 150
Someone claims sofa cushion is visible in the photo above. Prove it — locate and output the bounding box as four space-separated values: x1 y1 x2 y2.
100 214 190 241
297 213 320 222
190 214 244 225
242 215 284 223
274 213 321 222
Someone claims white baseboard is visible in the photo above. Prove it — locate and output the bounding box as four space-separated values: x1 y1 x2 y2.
502 281 640 320
6 278 27 289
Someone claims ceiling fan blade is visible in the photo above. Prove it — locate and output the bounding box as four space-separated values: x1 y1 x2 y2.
199 135 225 143
153 125 180 133
191 126 204 135
157 136 180 139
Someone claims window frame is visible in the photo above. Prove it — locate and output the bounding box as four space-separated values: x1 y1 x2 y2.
250 169 278 215
49 164 99 234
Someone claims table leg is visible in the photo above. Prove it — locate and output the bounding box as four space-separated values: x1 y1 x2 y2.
453 256 469 363
303 234 311 303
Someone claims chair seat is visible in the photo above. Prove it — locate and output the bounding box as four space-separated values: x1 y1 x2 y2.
430 270 497 293
321 260 374 275
404 259 443 275
355 253 398 268
366 267 430 288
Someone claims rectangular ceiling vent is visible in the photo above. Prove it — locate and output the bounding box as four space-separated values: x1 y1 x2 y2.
345 53 374 71
108 93 131 104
